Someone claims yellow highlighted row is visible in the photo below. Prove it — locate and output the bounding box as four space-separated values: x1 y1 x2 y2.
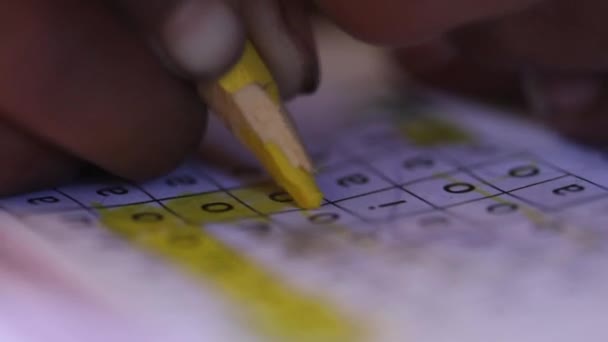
98 203 361 341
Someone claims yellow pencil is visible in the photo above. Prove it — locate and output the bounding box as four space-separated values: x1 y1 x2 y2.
198 41 323 209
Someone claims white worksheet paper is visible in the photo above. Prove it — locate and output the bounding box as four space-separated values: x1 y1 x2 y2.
3 95 608 342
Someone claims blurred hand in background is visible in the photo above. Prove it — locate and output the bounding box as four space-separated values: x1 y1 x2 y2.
0 0 605 196
318 0 608 145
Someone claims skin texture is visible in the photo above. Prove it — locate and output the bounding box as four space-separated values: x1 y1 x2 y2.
0 0 606 195
0 0 206 190
0 0 315 195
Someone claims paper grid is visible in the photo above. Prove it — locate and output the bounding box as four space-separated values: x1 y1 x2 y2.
1 119 606 233
4 98 608 341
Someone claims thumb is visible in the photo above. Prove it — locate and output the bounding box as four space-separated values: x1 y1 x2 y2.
118 0 319 99
118 0 246 79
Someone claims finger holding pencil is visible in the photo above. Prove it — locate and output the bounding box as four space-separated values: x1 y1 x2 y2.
120 0 323 208
0 0 320 197
119 0 318 101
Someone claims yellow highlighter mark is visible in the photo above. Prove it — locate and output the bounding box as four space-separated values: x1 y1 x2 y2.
229 182 300 214
375 97 473 146
164 191 255 225
97 203 361 341
399 118 473 146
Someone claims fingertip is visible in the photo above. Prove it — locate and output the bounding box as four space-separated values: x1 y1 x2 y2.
161 0 246 79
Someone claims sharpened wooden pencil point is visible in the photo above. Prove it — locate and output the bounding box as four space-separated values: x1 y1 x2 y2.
199 41 323 209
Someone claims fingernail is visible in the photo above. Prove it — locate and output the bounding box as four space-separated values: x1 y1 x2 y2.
161 0 245 78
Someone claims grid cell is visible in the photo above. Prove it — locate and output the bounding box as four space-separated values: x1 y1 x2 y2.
404 171 500 207
271 205 359 230
335 188 432 221
370 152 456 185
139 163 219 199
0 190 81 214
380 212 472 244
510 176 608 210
470 155 566 192
229 183 326 215
163 191 257 224
316 162 393 201
447 195 546 226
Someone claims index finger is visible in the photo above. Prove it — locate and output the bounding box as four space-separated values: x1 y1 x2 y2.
0 0 206 180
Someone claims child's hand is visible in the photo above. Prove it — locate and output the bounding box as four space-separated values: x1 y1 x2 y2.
319 0 608 145
0 0 316 195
